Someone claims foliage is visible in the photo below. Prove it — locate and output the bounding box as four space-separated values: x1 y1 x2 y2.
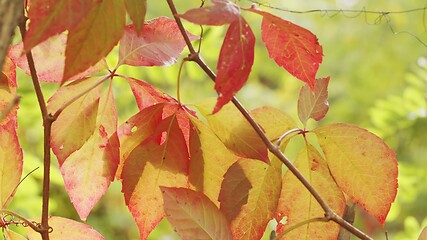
1 0 425 239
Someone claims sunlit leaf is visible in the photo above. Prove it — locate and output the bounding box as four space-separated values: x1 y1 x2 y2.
214 17 255 113
64 0 125 81
188 115 238 206
24 0 96 51
26 216 104 240
314 123 398 224
9 35 105 83
0 58 22 208
126 77 175 110
219 159 281 239
4 229 27 240
250 106 297 141
196 99 268 162
161 187 232 240
276 144 345 239
298 77 330 125
246 8 322 90
178 0 240 26
121 106 190 239
125 0 146 33
118 17 198 67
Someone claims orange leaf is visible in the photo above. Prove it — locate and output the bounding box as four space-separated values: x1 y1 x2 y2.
64 0 125 81
126 77 176 110
219 159 282 239
9 35 106 83
314 123 398 224
298 77 330 125
4 229 26 240
121 106 190 239
419 226 427 240
49 78 119 220
276 144 345 240
125 0 146 33
26 216 104 240
178 0 240 26
161 187 232 240
213 17 255 113
188 115 238 206
24 0 96 51
118 17 198 67
246 8 322 90
196 99 268 162
0 58 22 208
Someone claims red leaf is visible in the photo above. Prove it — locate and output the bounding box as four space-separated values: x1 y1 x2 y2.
247 9 322 90
9 35 106 83
219 159 282 239
178 0 240 26
213 17 255 113
126 77 176 110
25 216 104 240
64 0 125 81
298 77 330 125
276 144 345 239
24 0 96 51
121 107 190 239
118 17 198 67
125 0 147 33
161 187 232 240
314 123 398 224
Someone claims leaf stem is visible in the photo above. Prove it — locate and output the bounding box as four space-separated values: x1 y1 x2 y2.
18 16 51 240
276 127 304 148
166 1 372 239
0 209 40 233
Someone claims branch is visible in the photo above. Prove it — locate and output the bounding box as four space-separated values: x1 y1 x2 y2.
18 16 51 240
166 1 372 239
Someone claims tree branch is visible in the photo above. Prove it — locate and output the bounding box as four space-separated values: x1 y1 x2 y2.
166 1 372 239
18 16 51 240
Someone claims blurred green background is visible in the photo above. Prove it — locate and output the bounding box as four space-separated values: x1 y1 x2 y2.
8 0 427 239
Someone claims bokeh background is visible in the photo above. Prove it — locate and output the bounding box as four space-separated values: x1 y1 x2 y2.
8 0 427 239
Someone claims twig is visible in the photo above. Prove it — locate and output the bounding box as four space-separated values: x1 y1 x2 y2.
166 1 372 239
276 128 303 148
0 209 40 233
18 15 50 240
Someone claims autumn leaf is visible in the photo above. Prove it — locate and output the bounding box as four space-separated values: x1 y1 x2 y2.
9 35 106 83
177 0 240 26
419 226 427 240
121 105 190 239
161 187 232 240
314 123 398 224
250 106 297 141
49 78 119 220
188 115 238 206
4 229 27 240
25 216 104 240
246 8 322 90
64 0 125 81
0 58 23 209
219 159 282 240
298 77 330 125
197 99 268 162
125 0 147 33
126 77 176 110
118 17 198 67
276 144 345 240
24 0 96 51
214 17 255 113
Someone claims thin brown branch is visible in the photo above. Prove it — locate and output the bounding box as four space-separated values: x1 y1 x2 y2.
166 1 372 239
18 16 51 240
0 209 41 233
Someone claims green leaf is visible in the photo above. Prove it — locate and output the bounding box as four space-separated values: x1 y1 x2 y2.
125 0 146 33
161 187 232 240
314 123 398 224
